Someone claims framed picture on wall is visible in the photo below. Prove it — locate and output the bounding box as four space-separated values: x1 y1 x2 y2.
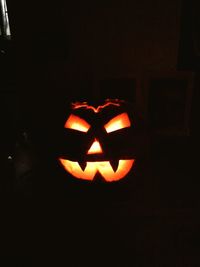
143 71 194 136
177 0 200 70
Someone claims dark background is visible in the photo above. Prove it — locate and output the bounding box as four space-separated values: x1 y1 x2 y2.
1 0 200 266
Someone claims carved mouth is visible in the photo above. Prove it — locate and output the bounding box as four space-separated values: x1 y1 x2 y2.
58 158 135 182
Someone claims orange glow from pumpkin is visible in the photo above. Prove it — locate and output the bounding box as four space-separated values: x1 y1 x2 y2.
104 113 131 133
64 114 90 132
71 100 121 113
58 159 134 182
87 139 103 154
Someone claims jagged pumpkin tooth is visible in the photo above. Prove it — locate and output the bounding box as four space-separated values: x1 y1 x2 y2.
78 161 87 171
110 160 119 172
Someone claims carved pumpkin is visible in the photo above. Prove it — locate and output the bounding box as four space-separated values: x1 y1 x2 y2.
58 99 136 182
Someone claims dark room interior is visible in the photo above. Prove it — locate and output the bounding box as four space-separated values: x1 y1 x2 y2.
1 0 200 266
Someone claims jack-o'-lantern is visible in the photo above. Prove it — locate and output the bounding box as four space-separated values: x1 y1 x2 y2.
57 99 137 182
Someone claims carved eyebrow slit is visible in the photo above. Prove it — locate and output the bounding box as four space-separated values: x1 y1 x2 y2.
104 113 131 133
64 114 90 132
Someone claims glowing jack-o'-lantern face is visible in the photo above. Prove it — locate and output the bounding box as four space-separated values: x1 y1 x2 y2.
58 99 135 182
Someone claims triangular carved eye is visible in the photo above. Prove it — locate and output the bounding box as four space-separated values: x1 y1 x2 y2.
64 114 90 132
104 113 131 133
